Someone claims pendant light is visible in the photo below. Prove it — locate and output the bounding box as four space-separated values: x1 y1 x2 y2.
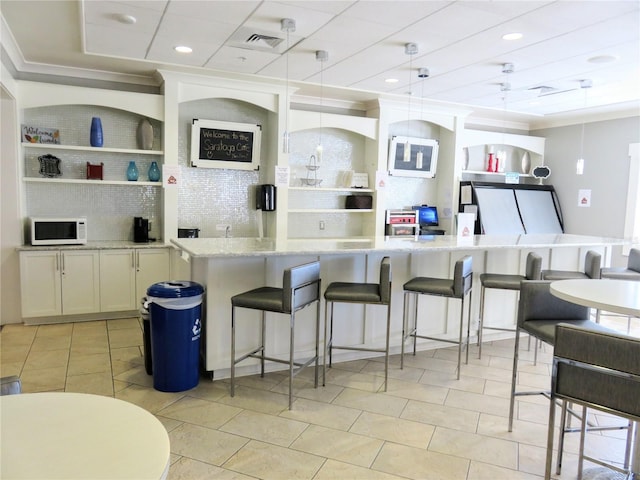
576 79 592 175
315 50 328 164
416 67 429 169
497 63 513 173
404 43 418 163
281 18 295 154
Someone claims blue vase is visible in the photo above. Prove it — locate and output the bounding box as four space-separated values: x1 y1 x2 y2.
126 161 139 181
148 161 160 182
90 117 103 147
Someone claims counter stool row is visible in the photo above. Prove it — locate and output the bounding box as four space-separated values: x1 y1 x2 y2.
230 255 474 409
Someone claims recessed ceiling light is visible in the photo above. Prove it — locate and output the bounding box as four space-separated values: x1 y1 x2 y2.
116 13 137 25
502 32 523 41
385 78 399 83
174 46 193 54
588 54 618 64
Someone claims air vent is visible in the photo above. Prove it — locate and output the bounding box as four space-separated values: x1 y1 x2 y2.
226 26 302 54
529 85 576 97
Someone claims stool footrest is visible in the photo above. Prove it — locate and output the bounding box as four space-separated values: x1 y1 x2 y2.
233 347 264 365
330 344 385 354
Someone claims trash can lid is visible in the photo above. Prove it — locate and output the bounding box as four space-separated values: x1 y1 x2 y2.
147 281 204 298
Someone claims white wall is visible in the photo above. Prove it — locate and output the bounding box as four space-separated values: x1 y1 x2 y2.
1 81 23 324
533 115 640 266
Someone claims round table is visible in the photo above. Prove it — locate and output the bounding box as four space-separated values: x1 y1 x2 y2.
0 392 170 479
550 278 639 479
550 278 640 317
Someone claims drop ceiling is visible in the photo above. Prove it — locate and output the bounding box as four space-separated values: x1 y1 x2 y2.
2 0 639 126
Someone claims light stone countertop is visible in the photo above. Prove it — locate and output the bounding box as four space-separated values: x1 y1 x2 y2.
170 234 627 258
17 240 173 251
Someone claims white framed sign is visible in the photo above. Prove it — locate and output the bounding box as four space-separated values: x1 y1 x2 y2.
190 119 261 170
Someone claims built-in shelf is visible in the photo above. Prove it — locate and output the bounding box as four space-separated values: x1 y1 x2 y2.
288 186 375 193
24 177 162 187
22 143 163 155
289 208 374 214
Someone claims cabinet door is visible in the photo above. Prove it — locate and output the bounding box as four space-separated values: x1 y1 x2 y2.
100 250 136 312
20 251 62 318
61 250 100 315
135 249 170 301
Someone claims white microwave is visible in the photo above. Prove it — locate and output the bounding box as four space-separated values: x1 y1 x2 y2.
30 217 87 246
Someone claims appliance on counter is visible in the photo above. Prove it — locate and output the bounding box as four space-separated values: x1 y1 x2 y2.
30 217 88 246
256 184 276 211
178 228 200 238
413 205 445 235
386 210 419 236
459 181 564 235
133 217 151 243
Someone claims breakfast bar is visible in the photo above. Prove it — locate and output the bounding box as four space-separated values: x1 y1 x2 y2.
171 234 625 378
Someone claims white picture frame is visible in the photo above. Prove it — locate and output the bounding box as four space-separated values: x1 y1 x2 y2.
388 136 439 178
190 119 261 170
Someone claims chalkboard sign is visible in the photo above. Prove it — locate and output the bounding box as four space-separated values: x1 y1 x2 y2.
191 119 261 170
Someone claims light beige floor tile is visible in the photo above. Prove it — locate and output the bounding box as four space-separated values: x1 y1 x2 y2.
72 320 107 336
445 388 511 417
19 365 67 392
384 377 449 404
169 456 255 479
401 399 479 433
419 369 486 394
188 379 230 402
108 327 143 348
483 379 511 398
67 351 111 375
228 371 286 392
113 365 155 388
115 383 185 414
65 371 114 396
400 353 459 374
323 367 385 392
157 396 241 430
477 412 549 449
0 328 36 347
328 358 369 373
0 344 31 365
0 362 23 377
220 409 308 447
467 461 543 479
30 335 71 352
314 459 406 480
270 375 344 404
216 385 289 415
332 387 407 416
156 415 183 433
349 411 435 449
359 359 424 382
290 424 383 467
35 323 73 337
372 442 470 480
23 348 69 370
223 440 324 480
429 426 518 469
70 334 109 354
279 397 361 431
169 423 248 466
107 317 140 330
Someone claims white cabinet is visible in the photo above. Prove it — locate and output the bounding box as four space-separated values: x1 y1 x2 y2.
20 250 100 318
99 248 170 312
135 249 171 302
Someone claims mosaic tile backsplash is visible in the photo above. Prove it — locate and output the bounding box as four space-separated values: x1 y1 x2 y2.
23 105 163 242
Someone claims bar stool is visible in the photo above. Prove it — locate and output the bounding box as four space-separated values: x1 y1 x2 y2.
477 252 542 358
230 260 321 409
541 250 601 281
401 255 473 379
323 256 392 391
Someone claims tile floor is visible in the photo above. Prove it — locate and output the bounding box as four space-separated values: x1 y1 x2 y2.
1 314 636 480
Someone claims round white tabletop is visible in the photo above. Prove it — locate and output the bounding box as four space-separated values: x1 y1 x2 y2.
549 279 640 318
0 392 170 479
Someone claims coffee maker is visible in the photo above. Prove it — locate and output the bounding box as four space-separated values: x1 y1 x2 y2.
133 217 149 243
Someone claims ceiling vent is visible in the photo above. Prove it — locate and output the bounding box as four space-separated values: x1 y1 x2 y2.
226 26 302 54
528 85 577 97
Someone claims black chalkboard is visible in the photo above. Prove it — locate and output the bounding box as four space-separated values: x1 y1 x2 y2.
191 119 261 170
198 127 253 162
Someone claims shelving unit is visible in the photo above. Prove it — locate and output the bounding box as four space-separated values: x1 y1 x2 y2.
24 177 162 187
22 143 163 156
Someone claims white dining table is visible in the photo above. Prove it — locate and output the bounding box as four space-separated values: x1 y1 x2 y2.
0 392 170 480
550 278 640 479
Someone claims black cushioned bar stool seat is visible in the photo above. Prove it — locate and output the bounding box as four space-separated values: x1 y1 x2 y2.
478 252 542 358
401 255 473 380
541 250 601 281
324 257 392 391
231 261 321 409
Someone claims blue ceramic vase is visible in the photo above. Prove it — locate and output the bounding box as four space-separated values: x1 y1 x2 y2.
126 161 139 181
90 117 103 147
148 161 160 182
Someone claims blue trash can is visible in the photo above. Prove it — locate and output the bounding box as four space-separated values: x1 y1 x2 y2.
146 281 204 392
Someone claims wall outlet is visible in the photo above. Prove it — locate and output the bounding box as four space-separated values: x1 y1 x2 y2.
319 220 325 230
216 224 231 232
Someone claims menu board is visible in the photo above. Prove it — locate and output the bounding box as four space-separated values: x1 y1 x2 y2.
191 119 261 170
